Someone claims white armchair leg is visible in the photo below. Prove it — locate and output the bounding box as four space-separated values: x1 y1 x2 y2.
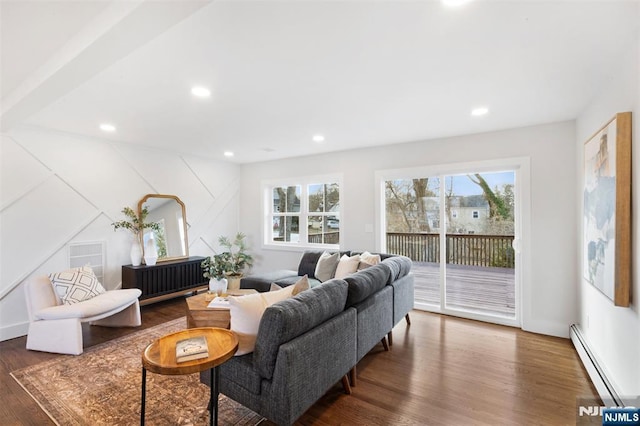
26 318 83 355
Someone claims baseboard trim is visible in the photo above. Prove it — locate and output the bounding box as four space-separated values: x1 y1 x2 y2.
0 321 28 342
570 324 622 406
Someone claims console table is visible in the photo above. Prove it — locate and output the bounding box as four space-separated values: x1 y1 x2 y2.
122 256 207 305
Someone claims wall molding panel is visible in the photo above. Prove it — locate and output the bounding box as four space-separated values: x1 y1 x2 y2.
0 125 241 341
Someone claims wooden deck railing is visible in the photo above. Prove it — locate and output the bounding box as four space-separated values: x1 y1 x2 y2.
274 232 340 244
308 232 339 244
386 232 515 268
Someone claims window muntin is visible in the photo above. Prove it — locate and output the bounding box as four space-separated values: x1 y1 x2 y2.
307 183 339 244
265 177 340 248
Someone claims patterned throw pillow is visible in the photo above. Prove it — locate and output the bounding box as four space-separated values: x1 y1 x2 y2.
49 266 106 305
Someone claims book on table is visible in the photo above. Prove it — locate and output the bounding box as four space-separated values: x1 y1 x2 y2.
175 335 208 362
207 296 230 308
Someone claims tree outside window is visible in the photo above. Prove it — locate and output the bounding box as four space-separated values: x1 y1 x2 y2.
267 179 340 247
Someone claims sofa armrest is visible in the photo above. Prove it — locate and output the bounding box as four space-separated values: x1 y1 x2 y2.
261 308 357 425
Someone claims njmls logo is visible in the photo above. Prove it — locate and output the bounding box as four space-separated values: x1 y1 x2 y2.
577 396 640 426
579 406 606 417
602 407 640 426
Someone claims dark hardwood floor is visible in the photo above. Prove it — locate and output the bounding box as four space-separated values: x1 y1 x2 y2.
1 296 598 425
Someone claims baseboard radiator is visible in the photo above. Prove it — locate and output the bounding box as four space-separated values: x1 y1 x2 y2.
570 324 622 406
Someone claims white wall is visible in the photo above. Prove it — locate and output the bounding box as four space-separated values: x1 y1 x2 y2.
240 120 577 338
575 24 640 397
0 125 241 341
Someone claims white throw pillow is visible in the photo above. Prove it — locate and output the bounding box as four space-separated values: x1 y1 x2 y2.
269 275 310 295
228 286 295 356
358 251 382 271
334 254 361 279
314 251 340 282
49 266 106 305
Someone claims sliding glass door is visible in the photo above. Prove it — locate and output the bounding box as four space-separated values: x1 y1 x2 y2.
381 161 523 326
442 172 515 319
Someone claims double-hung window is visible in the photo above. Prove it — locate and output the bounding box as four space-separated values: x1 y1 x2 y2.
264 175 341 249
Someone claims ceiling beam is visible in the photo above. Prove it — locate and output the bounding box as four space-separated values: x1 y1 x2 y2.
1 0 211 132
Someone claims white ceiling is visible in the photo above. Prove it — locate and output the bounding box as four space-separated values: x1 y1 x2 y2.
1 0 639 163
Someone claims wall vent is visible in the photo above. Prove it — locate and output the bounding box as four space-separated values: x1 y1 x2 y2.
68 241 105 283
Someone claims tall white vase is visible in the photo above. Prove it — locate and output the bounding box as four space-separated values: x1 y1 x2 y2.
144 235 158 266
130 239 142 266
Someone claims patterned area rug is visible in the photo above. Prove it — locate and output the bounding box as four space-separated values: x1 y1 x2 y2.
11 317 264 426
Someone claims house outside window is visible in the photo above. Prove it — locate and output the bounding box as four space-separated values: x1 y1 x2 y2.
264 175 341 249
472 210 479 219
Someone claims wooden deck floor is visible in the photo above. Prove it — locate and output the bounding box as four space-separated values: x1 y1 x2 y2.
412 261 515 317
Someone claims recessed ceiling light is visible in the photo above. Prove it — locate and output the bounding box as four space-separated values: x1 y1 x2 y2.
312 134 325 143
224 151 234 157
471 107 489 116
191 86 211 98
99 123 116 132
442 0 473 7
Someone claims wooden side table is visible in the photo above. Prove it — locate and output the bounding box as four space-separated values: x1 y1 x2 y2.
141 327 238 426
186 289 258 329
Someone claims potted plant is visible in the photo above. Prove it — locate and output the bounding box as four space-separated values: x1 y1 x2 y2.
201 233 253 292
218 232 254 278
111 206 160 266
201 254 227 295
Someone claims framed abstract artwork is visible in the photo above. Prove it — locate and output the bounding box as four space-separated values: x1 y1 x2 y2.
583 112 632 307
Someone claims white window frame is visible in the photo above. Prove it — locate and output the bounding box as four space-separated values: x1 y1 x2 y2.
262 174 342 251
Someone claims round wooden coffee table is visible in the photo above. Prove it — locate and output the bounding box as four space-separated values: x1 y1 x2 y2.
140 327 238 426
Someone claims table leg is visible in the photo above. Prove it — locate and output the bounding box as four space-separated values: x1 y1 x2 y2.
141 367 147 426
210 367 219 426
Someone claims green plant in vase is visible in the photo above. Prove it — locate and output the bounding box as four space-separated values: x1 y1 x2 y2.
111 206 160 266
201 232 253 292
201 254 228 280
218 232 254 277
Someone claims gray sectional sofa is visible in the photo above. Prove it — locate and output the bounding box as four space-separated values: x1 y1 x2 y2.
201 251 414 425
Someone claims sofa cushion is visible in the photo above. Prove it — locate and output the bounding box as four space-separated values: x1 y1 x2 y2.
253 279 348 380
344 264 391 307
274 275 322 288
35 289 141 320
335 254 360 278
382 256 412 284
297 251 324 278
228 286 296 356
49 266 106 305
297 250 351 278
269 274 310 295
314 252 340 282
357 251 381 271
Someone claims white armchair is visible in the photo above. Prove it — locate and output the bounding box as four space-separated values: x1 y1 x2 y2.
24 275 142 355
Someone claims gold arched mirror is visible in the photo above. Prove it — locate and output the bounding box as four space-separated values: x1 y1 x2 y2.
138 194 189 263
